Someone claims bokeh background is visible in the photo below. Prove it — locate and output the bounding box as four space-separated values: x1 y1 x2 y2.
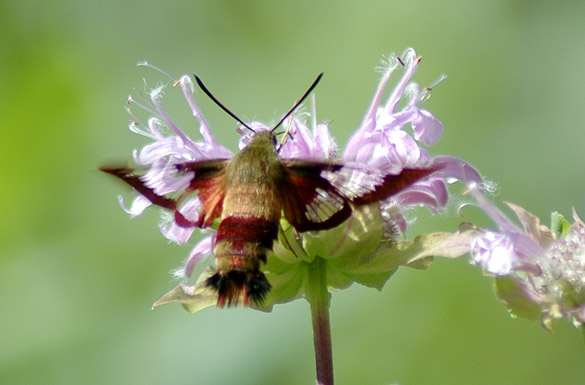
2 1 585 384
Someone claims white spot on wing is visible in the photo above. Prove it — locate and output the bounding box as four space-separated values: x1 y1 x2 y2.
305 188 345 222
322 163 391 201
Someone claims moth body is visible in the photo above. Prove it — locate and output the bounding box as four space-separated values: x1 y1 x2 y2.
208 132 283 306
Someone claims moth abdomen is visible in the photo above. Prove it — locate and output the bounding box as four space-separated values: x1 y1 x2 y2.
215 216 279 252
207 215 279 307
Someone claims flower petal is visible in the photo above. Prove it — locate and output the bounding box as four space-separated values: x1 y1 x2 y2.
184 236 214 277
471 231 515 275
118 195 151 216
412 109 444 146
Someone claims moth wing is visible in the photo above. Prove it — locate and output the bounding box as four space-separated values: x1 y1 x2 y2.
100 159 229 228
176 160 229 227
280 160 438 233
280 161 352 232
321 162 438 205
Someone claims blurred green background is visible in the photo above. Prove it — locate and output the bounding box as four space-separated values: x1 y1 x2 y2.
2 1 585 384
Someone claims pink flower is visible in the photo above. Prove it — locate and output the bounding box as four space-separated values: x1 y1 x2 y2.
107 50 481 310
468 183 585 330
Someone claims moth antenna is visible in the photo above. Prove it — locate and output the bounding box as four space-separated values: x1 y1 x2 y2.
194 75 255 133
271 73 323 133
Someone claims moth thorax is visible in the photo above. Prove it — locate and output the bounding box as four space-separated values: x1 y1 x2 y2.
221 184 281 221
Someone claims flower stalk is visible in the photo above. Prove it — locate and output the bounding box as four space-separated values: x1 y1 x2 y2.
305 257 334 385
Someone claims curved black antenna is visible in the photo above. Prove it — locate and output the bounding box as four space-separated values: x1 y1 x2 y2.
194 75 255 133
271 72 324 133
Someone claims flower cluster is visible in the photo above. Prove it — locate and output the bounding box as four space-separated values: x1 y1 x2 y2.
469 184 585 330
113 49 478 312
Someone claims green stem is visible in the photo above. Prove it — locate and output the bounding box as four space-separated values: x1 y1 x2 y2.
306 257 334 385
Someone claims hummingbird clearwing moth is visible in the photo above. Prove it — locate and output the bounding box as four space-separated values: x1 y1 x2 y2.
101 73 439 307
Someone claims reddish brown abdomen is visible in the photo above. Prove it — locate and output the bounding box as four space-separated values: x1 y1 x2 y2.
206 214 278 307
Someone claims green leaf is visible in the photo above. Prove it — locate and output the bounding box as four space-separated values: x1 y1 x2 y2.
325 265 355 290
550 211 570 238
254 265 305 312
303 205 383 262
347 227 478 275
344 268 397 291
494 277 541 320
275 219 311 263
406 256 434 270
152 267 217 314
505 202 555 248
